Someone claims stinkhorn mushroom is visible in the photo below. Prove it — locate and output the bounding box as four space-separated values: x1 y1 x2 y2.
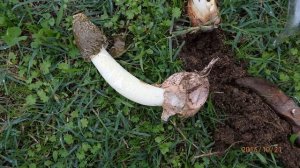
187 0 220 29
73 13 218 121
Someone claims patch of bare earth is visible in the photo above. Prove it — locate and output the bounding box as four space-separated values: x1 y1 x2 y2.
179 30 300 168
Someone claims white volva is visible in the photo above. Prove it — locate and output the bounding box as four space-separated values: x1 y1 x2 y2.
91 48 165 106
192 0 208 13
191 0 218 20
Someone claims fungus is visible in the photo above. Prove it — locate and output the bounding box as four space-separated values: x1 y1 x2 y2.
187 0 220 31
73 13 218 121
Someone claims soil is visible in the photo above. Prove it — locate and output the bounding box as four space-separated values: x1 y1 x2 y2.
179 29 300 168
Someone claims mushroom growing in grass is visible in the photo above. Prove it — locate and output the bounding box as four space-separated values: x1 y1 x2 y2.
187 0 220 31
73 13 218 121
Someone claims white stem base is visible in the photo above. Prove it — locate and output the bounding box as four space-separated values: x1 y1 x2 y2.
91 48 165 106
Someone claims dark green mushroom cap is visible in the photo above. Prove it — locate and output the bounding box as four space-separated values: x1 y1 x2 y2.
72 13 107 60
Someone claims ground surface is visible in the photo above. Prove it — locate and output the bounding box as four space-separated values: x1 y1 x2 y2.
180 30 300 168
1 0 300 167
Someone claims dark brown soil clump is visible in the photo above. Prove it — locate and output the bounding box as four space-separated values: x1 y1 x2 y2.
179 29 300 168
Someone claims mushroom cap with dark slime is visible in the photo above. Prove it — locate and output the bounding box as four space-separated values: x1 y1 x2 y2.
73 13 107 60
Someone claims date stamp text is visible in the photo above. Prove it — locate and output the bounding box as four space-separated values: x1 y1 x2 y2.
241 146 282 153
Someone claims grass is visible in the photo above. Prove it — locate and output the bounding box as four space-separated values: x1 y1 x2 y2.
0 0 299 167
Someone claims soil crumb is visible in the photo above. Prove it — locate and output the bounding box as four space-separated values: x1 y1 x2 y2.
180 29 300 168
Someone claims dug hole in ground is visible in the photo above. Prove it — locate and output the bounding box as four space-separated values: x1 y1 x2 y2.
179 29 300 168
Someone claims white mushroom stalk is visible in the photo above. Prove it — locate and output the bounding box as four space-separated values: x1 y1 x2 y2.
73 13 218 121
91 48 164 106
187 0 220 30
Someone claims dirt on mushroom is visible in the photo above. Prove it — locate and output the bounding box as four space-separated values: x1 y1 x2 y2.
179 29 300 168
